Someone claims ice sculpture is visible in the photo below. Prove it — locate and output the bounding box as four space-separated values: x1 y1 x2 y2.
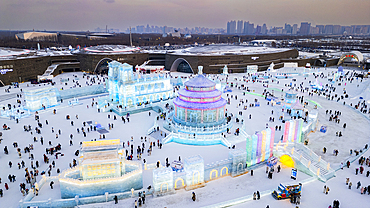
59 139 143 198
222 65 229 75
198 66 203 74
246 127 275 167
107 61 173 107
24 86 58 111
0 105 31 120
166 74 229 146
229 149 247 176
283 89 297 109
153 167 174 193
184 155 204 188
283 119 303 143
267 62 275 72
246 65 258 74
173 74 226 128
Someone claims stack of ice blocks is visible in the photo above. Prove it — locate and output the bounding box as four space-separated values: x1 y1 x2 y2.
153 167 173 193
24 86 58 111
229 148 247 176
184 155 204 187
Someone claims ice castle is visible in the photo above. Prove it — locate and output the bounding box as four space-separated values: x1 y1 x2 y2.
59 139 142 198
107 61 173 107
164 73 230 146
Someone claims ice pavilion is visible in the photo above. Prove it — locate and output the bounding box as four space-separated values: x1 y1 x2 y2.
163 74 230 146
173 74 227 128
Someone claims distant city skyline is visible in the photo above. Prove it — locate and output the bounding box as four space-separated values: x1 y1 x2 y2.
0 0 369 31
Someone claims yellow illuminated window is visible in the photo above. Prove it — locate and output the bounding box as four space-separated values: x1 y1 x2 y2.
92 166 96 170
88 172 92 176
88 166 91 171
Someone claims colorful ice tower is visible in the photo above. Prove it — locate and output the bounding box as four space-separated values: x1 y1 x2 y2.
24 86 58 111
283 89 297 109
246 127 275 167
153 167 174 193
184 155 204 188
229 149 247 176
283 119 303 143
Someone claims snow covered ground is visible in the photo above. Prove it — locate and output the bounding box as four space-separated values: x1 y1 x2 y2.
0 66 370 208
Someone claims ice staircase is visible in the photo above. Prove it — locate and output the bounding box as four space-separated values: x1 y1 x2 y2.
274 142 335 182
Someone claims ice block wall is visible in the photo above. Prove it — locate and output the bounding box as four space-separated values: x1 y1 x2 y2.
57 85 107 101
229 149 247 176
153 167 174 193
184 155 204 187
60 168 142 198
24 87 58 111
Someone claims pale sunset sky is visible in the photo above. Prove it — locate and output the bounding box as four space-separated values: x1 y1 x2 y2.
0 0 369 31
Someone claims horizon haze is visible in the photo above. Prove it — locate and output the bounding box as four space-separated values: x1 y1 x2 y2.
0 0 369 31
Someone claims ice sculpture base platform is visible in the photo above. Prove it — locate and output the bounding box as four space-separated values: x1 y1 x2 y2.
184 182 206 191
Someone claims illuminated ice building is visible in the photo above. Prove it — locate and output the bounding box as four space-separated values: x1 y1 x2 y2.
59 139 142 198
107 61 173 107
283 89 297 109
164 73 231 146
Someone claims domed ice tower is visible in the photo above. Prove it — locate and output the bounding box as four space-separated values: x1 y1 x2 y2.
173 74 227 128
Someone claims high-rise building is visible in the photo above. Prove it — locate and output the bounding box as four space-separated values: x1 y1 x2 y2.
324 25 333 34
276 27 283 35
292 24 298 35
310 26 319 35
248 23 255 35
243 21 249 34
284 23 292 34
255 25 261 35
360 26 369 34
316 25 324 34
227 20 236 34
333 25 341 34
261 24 267 35
237 20 244 34
242 21 255 35
136 25 145 33
300 22 311 35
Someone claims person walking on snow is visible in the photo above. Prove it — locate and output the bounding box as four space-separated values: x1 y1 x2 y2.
357 181 361 189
